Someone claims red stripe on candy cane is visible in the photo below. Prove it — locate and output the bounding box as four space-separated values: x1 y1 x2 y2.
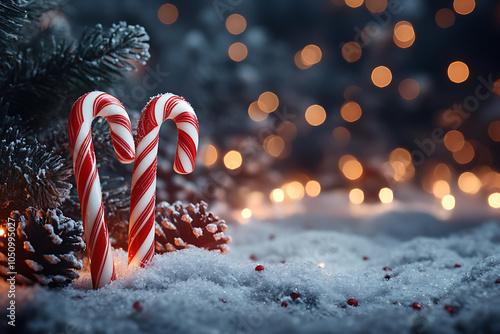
128 94 199 267
68 91 135 289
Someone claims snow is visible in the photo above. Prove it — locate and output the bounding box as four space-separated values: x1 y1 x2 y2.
1 212 500 333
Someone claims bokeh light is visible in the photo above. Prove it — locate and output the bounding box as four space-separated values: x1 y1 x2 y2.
452 141 474 164
226 14 247 35
393 21 415 48
305 180 321 197
398 79 420 100
248 101 268 122
294 50 311 70
444 130 465 152
264 135 285 158
277 121 298 141
447 61 469 83
349 188 364 204
433 180 450 198
458 172 481 194
345 0 364 8
342 159 363 180
340 101 362 122
200 144 218 167
342 42 362 63
271 189 285 203
305 104 327 126
301 45 322 66
371 66 392 88
224 150 243 170
436 8 455 28
365 0 387 13
488 121 500 142
241 208 252 219
285 181 305 200
158 4 178 25
442 194 456 210
379 187 394 204
453 0 475 15
488 193 500 209
258 92 279 113
332 126 351 147
228 42 248 62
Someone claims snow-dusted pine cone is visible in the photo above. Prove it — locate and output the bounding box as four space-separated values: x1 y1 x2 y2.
0 208 85 287
155 201 230 254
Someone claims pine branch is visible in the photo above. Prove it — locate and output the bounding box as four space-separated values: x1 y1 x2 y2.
0 120 72 217
0 21 150 125
0 0 27 50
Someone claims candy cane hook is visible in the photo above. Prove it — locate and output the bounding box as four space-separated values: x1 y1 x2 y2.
128 94 199 267
68 91 135 289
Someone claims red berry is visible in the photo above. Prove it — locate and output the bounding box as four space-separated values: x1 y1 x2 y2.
250 254 257 261
290 293 300 300
255 265 265 271
384 275 391 280
495 279 500 284
383 267 392 271
76 295 84 299
221 299 226 303
434 298 439 304
280 260 286 264
133 301 142 311
412 302 422 310
347 298 358 307
362 256 369 261
454 263 461 268
444 305 454 314
281 301 288 307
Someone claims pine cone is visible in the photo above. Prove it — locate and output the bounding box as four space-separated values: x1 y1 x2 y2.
155 201 230 254
0 208 85 287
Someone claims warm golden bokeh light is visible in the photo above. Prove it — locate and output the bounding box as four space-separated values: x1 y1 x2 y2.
301 45 322 66
379 187 394 204
340 101 362 122
389 148 414 182
339 155 355 169
453 0 475 15
264 135 285 158
228 42 248 62
433 180 450 198
0 228 4 237
458 172 481 194
398 79 420 100
341 42 362 63
488 193 500 209
277 121 297 141
365 0 387 13
436 8 455 28
158 4 179 25
200 144 218 167
317 262 326 268
488 121 500 142
343 159 363 180
390 148 412 166
434 163 451 181
271 188 285 203
226 14 247 35
224 150 243 170
248 101 268 122
332 126 351 147
241 208 252 219
305 180 321 197
285 181 305 200
444 130 465 152
393 21 415 48
447 61 469 83
258 92 279 113
442 194 456 210
294 50 311 70
371 66 392 88
345 0 364 8
349 188 364 204
453 141 474 164
305 104 327 126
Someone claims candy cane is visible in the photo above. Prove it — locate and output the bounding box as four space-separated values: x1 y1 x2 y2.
68 91 135 289
128 94 199 267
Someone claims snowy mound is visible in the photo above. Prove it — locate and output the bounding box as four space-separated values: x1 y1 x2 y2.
1 220 500 334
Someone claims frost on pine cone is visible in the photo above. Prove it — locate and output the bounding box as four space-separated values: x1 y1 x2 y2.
155 201 230 254
0 208 85 287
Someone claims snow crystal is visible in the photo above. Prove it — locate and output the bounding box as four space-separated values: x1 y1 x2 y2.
205 223 217 233
25 259 43 272
43 254 61 265
193 227 203 238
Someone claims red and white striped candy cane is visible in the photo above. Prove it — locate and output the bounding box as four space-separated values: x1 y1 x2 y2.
128 94 199 267
68 91 135 289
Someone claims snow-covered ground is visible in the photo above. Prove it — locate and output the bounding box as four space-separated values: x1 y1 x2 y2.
1 210 500 334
